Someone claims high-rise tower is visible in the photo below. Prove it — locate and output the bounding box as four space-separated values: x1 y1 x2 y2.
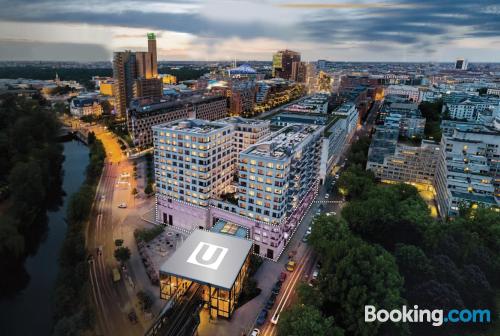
147 32 158 78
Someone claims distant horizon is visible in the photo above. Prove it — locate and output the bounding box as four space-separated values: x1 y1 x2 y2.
1 59 500 65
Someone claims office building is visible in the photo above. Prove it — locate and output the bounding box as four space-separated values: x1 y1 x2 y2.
133 78 162 100
113 50 136 118
99 80 114 96
128 95 227 147
147 32 158 78
272 50 301 80
367 138 440 186
385 85 421 102
435 121 499 218
455 59 468 70
113 33 159 118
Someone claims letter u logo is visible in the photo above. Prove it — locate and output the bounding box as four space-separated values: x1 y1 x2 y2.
186 242 228 270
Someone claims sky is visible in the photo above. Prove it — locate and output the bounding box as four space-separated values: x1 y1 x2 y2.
0 0 499 62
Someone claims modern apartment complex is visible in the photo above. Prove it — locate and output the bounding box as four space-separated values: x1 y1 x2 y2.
385 85 422 102
435 121 500 217
153 120 322 260
128 95 227 147
367 136 440 186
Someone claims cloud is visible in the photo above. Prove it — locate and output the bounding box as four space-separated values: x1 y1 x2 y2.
0 40 110 61
0 0 498 61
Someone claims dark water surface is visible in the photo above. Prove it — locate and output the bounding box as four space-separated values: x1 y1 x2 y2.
0 140 89 336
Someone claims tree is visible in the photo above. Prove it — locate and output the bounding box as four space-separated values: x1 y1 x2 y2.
308 217 408 336
137 290 154 312
342 183 430 250
336 165 375 200
114 246 131 264
278 304 341 336
394 244 434 289
346 136 371 167
144 183 153 196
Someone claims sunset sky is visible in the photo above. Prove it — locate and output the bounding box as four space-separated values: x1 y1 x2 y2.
0 0 499 62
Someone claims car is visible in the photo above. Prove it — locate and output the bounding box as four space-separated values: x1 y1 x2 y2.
272 281 282 294
315 209 322 216
306 226 312 234
324 193 330 199
286 260 296 272
279 272 287 282
266 295 276 309
100 195 106 201
250 329 260 336
326 211 337 217
302 234 309 243
335 174 340 179
256 309 268 326
118 202 127 208
87 254 94 263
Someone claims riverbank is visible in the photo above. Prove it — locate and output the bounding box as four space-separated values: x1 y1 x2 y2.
51 132 106 335
0 140 89 336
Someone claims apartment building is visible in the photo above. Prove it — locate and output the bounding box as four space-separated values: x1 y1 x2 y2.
367 137 440 186
154 120 322 260
435 122 499 218
385 85 421 102
128 95 227 147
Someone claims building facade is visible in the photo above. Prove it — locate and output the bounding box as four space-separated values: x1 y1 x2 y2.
154 120 322 260
272 49 301 80
435 122 499 218
128 95 227 148
367 139 440 186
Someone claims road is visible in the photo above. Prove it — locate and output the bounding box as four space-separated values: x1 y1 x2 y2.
255 102 382 335
86 126 145 336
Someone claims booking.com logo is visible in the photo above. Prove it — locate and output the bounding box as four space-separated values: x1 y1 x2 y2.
365 305 491 327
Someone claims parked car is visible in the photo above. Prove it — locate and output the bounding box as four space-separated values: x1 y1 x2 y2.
250 329 260 336
272 281 282 295
286 260 296 272
266 294 276 309
118 202 127 208
302 233 310 243
324 193 330 199
279 272 287 283
256 309 268 326
335 174 340 179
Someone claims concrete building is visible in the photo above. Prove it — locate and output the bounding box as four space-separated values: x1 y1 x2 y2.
455 58 468 70
333 102 359 141
99 80 115 96
133 78 162 101
154 120 321 260
380 102 426 138
128 95 227 147
435 121 499 218
282 93 329 114
367 138 440 186
272 49 301 80
113 50 136 118
385 85 422 102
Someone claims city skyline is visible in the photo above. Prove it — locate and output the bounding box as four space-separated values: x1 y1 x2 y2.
0 0 499 62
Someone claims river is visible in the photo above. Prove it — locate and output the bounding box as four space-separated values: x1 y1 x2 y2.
0 140 89 336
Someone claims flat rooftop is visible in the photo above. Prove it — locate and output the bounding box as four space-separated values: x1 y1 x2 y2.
242 124 320 159
153 119 227 134
159 230 252 290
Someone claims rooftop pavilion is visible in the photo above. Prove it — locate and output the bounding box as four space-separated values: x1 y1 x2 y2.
159 230 252 319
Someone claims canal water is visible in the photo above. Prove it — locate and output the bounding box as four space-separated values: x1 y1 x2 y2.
0 140 89 336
